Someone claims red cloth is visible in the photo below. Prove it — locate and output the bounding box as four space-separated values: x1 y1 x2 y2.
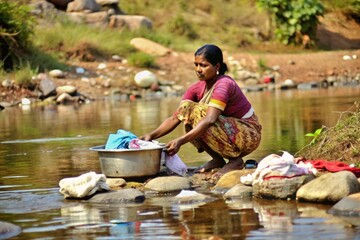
306 159 360 177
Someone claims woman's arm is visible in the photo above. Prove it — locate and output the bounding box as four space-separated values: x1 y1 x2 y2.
139 115 181 141
166 107 221 155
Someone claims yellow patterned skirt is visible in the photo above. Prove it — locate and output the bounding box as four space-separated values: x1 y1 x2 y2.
174 100 262 159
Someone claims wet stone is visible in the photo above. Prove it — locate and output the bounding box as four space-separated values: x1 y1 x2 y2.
87 189 145 203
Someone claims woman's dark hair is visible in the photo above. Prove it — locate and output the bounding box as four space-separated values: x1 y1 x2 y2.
195 44 228 75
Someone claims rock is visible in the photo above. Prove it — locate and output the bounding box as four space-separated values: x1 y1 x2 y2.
253 174 315 199
144 176 191 193
296 171 360 203
39 77 57 97
56 92 77 103
172 190 216 209
66 11 109 27
0 221 21 239
67 0 101 12
96 0 119 5
297 82 319 90
87 189 145 203
106 178 126 188
2 79 13 88
98 63 107 69
110 15 152 31
134 70 157 88
56 85 77 95
224 184 253 199
130 38 171 56
213 170 243 190
49 69 65 78
328 192 360 216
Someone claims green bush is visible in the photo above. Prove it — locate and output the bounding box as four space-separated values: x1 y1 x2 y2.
0 1 35 70
257 0 324 45
128 52 155 68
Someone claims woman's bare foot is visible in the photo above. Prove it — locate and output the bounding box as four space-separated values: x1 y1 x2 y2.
195 158 226 173
211 158 244 179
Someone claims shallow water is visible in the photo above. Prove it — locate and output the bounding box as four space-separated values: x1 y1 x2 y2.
1 87 360 239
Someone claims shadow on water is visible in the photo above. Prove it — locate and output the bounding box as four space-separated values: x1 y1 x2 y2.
0 87 360 239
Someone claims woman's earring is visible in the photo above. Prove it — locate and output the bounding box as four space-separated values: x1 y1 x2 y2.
216 70 219 75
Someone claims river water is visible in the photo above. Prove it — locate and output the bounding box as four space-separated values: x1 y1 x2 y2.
0 87 360 239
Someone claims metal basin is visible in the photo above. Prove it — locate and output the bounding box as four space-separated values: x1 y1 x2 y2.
89 145 164 178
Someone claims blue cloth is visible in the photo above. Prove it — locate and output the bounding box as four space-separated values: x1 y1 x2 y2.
105 129 137 149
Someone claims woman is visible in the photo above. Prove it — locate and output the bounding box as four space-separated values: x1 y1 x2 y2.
140 44 262 178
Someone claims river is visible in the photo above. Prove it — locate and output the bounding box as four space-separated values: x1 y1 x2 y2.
0 87 359 239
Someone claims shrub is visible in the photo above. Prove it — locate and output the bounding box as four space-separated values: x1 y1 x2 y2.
0 1 35 70
256 0 324 45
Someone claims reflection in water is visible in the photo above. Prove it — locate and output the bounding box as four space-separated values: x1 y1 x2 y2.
0 87 360 239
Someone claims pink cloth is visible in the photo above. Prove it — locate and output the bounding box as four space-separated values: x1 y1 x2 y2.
181 75 252 119
305 159 360 177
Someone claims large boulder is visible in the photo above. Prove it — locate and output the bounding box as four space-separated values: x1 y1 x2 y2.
130 37 171 56
296 171 360 203
328 192 360 216
109 15 152 31
87 189 145 203
66 11 109 27
253 174 315 199
144 176 191 193
67 0 101 12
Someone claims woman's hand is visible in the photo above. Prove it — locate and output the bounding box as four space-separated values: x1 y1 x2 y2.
138 134 152 141
166 138 183 156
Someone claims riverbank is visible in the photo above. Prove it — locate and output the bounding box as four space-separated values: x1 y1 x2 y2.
1 48 360 106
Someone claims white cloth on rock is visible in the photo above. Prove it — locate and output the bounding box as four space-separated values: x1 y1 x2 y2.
59 171 110 198
241 151 317 185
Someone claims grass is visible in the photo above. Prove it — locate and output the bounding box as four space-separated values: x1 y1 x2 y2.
296 102 360 166
14 61 37 87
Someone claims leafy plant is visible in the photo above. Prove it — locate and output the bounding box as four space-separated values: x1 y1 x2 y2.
256 0 324 45
0 1 35 70
305 127 323 145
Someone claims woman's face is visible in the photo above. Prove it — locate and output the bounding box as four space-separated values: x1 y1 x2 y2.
194 55 219 82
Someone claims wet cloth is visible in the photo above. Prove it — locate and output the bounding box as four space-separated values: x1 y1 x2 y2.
241 151 317 185
174 100 262 158
305 159 360 177
59 172 110 198
105 129 137 149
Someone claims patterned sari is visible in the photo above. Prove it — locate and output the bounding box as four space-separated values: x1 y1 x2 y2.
174 85 262 159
